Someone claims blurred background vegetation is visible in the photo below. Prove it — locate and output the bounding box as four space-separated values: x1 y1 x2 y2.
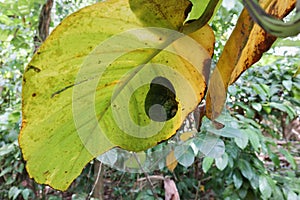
0 0 299 199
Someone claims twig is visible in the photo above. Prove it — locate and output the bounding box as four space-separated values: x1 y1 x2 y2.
200 176 212 183
137 175 165 182
133 153 159 199
87 161 103 200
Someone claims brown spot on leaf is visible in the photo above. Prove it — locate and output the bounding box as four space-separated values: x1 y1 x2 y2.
202 58 211 83
43 170 50 176
26 65 41 73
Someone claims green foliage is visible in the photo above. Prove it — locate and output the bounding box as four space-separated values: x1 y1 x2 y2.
0 0 41 199
198 56 300 199
1 0 299 199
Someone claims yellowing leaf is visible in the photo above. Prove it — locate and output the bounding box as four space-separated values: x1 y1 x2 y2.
19 0 214 190
166 150 178 172
206 0 296 120
180 131 194 141
129 0 191 30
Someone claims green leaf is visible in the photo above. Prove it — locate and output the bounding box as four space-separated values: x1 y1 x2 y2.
21 189 31 200
9 186 21 200
259 175 272 199
252 102 262 112
174 145 195 167
207 126 243 139
234 102 255 118
287 190 298 200
238 187 248 199
268 102 297 119
252 83 270 101
0 29 13 41
97 149 118 166
215 152 228 170
238 159 254 180
273 186 284 200
186 0 211 21
234 131 248 149
249 173 259 190
0 14 13 25
19 0 215 190
244 128 260 152
262 104 272 114
279 148 297 169
199 134 225 158
282 79 293 91
269 102 287 112
233 170 243 189
0 166 13 177
269 152 280 167
202 156 214 173
0 143 15 157
183 0 221 34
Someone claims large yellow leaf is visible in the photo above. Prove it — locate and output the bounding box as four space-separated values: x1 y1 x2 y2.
19 0 214 190
206 0 296 120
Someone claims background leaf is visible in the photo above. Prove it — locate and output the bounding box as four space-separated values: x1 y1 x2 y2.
233 170 243 189
215 152 228 170
238 159 254 180
259 175 272 199
202 156 214 173
199 134 225 158
174 145 195 168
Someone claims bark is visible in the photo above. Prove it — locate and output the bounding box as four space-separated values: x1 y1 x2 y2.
34 0 53 51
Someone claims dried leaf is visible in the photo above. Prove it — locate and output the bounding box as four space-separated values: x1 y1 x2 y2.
206 0 296 119
166 150 178 172
164 178 180 200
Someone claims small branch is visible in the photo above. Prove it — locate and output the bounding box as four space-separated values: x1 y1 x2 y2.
88 161 103 200
133 153 159 200
200 176 212 183
137 175 165 182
